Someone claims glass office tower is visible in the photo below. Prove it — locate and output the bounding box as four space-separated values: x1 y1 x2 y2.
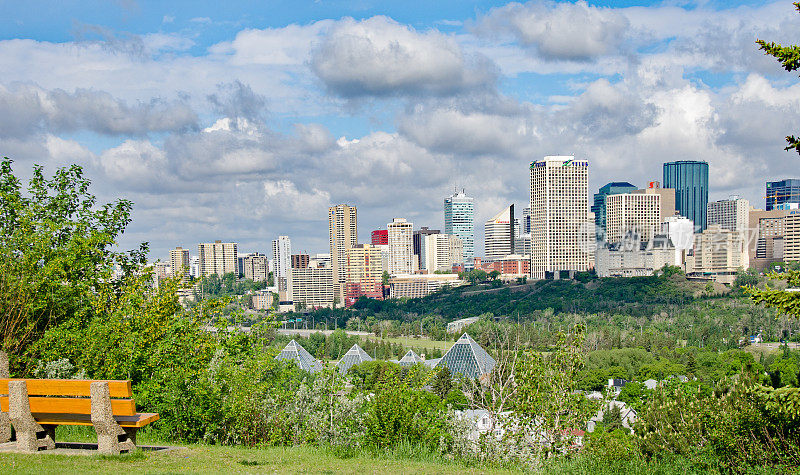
591 182 637 240
444 189 475 269
766 179 800 211
663 161 709 231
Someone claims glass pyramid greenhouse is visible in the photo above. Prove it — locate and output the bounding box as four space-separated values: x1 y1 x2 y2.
436 333 496 378
398 350 424 366
336 344 373 374
275 339 323 373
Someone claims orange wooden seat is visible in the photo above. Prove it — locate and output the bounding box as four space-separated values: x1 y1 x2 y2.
0 378 158 428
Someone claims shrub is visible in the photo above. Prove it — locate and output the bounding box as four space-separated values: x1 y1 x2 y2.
584 428 642 465
365 387 450 451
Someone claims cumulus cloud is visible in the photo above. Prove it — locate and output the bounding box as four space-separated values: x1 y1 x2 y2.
311 16 497 97
0 83 198 138
207 81 267 121
212 21 333 66
1 2 798 259
477 1 630 61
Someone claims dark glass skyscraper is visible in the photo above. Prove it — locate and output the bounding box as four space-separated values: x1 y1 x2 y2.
663 161 708 231
766 179 800 211
592 182 637 239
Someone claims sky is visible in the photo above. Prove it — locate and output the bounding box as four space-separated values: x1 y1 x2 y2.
1 0 799 259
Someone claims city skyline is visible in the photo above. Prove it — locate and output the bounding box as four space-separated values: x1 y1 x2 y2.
1 1 799 258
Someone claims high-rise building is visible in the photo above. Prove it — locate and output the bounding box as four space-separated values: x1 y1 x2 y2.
413 227 440 269
345 244 385 306
605 193 661 243
521 207 532 234
686 224 748 284
387 218 414 274
592 182 636 238
785 211 800 262
242 253 269 282
663 161 709 231
189 255 200 278
272 236 291 291
708 197 749 232
198 241 238 277
530 156 591 279
514 233 532 257
484 205 515 260
421 233 463 273
766 179 800 211
288 266 335 309
370 229 388 245
291 254 310 269
444 189 475 269
632 182 676 222
169 247 190 282
328 204 358 296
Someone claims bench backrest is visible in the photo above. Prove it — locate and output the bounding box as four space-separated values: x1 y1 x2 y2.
0 379 135 416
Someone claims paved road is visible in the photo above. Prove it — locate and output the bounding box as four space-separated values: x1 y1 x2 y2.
276 329 374 338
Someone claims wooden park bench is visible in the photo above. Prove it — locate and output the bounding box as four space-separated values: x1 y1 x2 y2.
0 377 158 455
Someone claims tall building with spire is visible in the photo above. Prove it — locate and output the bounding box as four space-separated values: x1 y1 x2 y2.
530 156 591 279
444 189 475 269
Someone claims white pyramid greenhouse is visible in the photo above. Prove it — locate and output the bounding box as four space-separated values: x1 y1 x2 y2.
398 350 424 366
275 340 323 373
436 333 496 378
336 344 373 374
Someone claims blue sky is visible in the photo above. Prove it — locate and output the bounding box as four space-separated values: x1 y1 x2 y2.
0 0 798 258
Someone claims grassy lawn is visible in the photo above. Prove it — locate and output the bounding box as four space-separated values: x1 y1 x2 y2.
0 443 518 474
364 335 454 354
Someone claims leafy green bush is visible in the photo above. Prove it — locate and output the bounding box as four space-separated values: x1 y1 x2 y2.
584 428 642 465
365 387 450 451
635 378 800 471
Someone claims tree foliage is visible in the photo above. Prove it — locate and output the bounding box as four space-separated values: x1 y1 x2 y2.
0 158 143 370
757 2 800 155
746 269 800 319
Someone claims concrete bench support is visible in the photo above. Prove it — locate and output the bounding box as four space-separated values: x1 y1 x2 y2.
8 381 55 451
91 382 136 455
0 351 10 443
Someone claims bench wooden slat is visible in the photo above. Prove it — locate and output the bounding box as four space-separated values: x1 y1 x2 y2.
0 396 136 416
0 379 132 398
29 412 159 428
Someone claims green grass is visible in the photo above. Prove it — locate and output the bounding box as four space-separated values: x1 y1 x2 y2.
364 335 454 354
2 431 778 475
0 443 519 474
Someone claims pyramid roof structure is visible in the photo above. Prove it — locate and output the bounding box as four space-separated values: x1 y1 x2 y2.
336 344 373 374
398 350 424 366
275 339 323 373
436 333 496 378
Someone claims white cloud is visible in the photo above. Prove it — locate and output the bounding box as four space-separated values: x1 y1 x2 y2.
311 16 497 97
212 21 333 66
477 1 629 61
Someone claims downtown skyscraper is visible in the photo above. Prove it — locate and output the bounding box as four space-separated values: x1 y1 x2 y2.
484 205 515 260
387 218 414 274
328 204 358 301
663 160 709 231
272 236 291 291
530 156 591 280
444 189 474 269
